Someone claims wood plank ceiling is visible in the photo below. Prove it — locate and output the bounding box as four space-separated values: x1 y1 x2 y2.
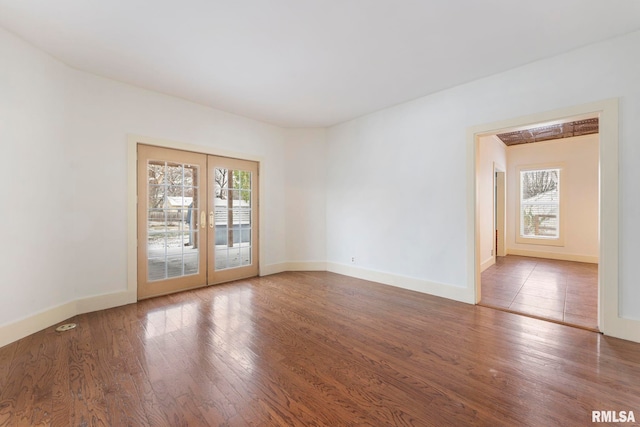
497 118 599 146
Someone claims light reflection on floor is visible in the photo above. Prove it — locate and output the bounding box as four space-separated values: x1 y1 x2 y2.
210 288 255 375
145 302 198 339
143 286 256 377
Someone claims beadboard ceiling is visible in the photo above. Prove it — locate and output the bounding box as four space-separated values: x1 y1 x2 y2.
497 118 599 146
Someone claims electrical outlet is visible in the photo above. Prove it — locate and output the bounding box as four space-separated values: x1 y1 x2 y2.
491 249 494 256
351 256 356 263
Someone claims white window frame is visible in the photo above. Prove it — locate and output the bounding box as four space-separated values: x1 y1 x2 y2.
515 163 565 247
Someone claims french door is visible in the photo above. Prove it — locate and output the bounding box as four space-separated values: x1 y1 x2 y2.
137 145 259 299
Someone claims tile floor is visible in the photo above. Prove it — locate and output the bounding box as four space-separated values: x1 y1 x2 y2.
480 255 598 330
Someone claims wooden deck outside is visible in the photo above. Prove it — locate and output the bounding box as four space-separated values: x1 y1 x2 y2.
1 271 639 426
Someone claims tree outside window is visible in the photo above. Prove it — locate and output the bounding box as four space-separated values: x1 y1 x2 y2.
520 168 560 238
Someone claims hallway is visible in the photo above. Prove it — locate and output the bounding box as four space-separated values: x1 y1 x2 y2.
480 255 598 330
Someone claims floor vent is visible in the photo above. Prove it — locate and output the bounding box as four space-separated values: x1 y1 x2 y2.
55 323 77 332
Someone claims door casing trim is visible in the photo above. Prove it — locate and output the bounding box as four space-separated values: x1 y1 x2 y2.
467 98 640 343
127 134 265 300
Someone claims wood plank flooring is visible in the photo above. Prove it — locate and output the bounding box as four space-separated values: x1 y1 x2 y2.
480 256 598 330
1 271 639 426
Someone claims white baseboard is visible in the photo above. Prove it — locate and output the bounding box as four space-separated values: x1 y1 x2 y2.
0 290 136 348
0 301 76 349
76 290 137 315
284 261 327 271
608 318 640 343
260 263 288 276
327 262 474 304
480 257 495 272
6 261 638 348
261 261 327 276
507 249 598 264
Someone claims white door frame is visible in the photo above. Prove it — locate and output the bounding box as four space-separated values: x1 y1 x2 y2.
494 168 506 258
467 98 638 342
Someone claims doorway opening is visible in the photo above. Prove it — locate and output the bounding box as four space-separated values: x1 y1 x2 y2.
475 114 601 330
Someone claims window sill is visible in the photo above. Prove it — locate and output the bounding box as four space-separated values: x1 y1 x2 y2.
515 236 565 247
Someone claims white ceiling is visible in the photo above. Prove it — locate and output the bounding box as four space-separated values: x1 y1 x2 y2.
1 1 640 128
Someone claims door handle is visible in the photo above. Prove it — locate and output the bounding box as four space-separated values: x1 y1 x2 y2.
200 211 206 229
209 211 214 228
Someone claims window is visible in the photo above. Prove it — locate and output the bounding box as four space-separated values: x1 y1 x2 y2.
517 166 563 245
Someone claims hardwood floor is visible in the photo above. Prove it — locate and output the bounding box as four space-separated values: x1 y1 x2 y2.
1 271 639 426
480 256 598 330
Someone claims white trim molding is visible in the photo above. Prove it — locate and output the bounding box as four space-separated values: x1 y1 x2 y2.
506 249 598 264
0 290 135 349
480 257 496 272
260 262 327 276
327 262 474 304
468 98 640 343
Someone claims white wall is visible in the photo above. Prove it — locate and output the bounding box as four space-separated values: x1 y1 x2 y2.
326 105 470 299
3 22 640 344
326 29 640 320
66 69 289 300
0 25 304 338
0 27 74 327
478 135 507 270
506 134 599 261
284 129 327 267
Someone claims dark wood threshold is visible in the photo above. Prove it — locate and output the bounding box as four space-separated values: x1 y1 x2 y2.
478 302 601 333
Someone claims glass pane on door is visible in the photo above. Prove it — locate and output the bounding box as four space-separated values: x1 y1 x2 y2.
146 160 200 281
213 168 253 271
